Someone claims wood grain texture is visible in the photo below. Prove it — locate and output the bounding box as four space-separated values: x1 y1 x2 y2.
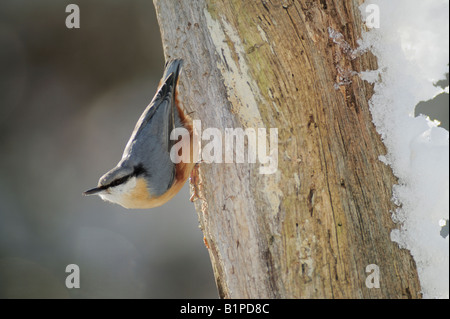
153 0 422 298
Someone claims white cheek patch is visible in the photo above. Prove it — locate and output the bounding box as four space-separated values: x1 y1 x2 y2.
98 177 137 205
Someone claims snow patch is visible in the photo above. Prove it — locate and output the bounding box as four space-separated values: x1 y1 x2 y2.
360 0 449 298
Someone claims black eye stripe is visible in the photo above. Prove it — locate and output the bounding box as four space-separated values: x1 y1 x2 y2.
108 175 131 188
106 164 147 189
133 164 147 177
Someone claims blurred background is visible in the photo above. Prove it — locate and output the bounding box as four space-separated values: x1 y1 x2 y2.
0 0 447 299
0 0 216 298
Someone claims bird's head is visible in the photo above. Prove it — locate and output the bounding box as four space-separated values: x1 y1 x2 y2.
83 164 153 209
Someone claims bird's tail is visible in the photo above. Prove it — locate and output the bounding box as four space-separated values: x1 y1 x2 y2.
162 58 183 87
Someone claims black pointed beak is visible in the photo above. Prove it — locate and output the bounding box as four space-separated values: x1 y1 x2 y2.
83 186 105 196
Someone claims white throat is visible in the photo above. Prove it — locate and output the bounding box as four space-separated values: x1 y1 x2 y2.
98 176 137 206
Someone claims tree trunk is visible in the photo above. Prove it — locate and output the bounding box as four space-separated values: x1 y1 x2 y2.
153 0 422 298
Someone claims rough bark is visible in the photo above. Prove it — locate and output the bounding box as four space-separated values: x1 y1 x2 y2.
153 0 422 298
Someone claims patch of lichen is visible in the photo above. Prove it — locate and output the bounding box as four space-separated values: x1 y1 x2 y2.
205 0 219 21
207 1 283 131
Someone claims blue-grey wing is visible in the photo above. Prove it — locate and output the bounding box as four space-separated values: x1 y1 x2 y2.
119 59 183 196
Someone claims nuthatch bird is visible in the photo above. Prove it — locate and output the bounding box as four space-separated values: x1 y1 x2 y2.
83 59 195 209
